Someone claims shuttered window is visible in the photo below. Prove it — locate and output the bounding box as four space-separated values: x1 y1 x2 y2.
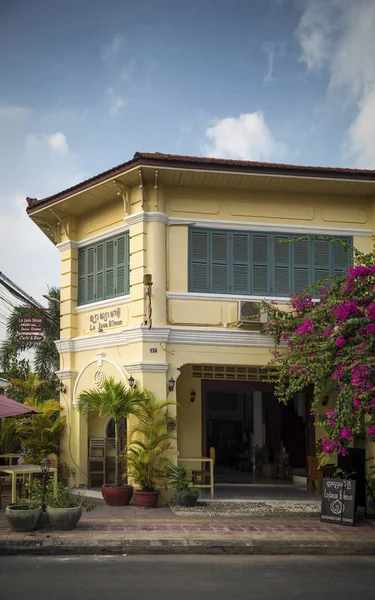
188 228 351 298
78 232 129 305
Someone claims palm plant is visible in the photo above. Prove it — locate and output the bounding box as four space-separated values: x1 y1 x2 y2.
8 372 66 463
1 287 60 383
76 377 145 487
15 398 66 463
125 390 177 492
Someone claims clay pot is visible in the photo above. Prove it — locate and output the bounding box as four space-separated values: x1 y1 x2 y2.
134 490 160 508
6 505 43 532
46 506 82 530
101 484 134 506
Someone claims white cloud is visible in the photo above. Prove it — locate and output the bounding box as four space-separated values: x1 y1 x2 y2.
296 0 375 167
263 42 285 85
47 132 69 154
202 112 288 162
0 105 30 119
26 132 70 155
106 87 126 116
102 34 124 62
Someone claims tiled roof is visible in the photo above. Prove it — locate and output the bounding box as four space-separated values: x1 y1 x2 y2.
26 151 375 212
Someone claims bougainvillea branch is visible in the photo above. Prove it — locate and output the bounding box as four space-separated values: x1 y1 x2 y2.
261 239 375 457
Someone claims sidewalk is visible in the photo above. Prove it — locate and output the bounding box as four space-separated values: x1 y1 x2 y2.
1 498 375 556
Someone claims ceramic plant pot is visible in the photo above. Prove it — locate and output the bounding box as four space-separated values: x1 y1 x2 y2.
6 505 43 532
101 485 134 506
46 505 83 530
134 490 160 508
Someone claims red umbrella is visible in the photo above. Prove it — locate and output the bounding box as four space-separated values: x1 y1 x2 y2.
0 394 41 418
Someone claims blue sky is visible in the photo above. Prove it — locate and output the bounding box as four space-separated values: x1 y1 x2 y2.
0 0 374 324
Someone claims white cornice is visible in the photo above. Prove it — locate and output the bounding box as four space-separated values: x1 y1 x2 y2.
75 295 131 313
167 216 372 237
55 370 77 380
124 211 168 226
55 325 275 354
167 291 291 303
123 362 169 373
57 240 79 252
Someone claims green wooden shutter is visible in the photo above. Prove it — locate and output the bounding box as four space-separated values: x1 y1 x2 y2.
252 234 269 295
96 243 104 301
105 239 115 299
78 248 86 305
293 239 309 294
232 233 249 294
333 240 350 276
86 246 95 303
116 235 126 296
190 230 209 292
273 236 290 297
211 232 228 293
314 240 330 285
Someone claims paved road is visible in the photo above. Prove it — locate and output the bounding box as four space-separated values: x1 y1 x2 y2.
2 555 374 600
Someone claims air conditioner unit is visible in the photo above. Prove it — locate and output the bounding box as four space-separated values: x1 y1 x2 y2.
238 301 269 324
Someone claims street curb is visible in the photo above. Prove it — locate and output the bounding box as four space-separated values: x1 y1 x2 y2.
1 537 375 556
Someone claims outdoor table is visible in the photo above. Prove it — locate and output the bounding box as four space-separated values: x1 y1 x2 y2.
0 454 22 465
0 464 57 503
178 456 215 498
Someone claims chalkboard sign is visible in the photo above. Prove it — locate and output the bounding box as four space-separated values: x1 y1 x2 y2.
321 478 356 526
338 448 366 508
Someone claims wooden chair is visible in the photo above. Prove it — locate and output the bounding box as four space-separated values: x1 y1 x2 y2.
307 456 336 494
47 453 58 470
192 447 215 485
88 438 106 488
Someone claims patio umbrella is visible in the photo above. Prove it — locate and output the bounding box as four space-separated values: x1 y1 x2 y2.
0 394 41 418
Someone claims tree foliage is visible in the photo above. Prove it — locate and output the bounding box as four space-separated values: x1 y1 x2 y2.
262 239 375 457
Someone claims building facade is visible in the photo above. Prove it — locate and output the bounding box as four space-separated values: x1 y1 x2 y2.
27 152 375 496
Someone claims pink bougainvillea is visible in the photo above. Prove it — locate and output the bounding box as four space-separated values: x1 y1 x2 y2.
262 238 375 456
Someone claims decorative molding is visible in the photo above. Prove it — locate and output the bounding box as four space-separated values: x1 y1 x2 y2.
56 325 275 354
123 362 169 373
56 240 79 252
75 295 130 313
55 370 77 380
167 291 291 303
72 358 126 407
167 216 373 237
124 211 168 226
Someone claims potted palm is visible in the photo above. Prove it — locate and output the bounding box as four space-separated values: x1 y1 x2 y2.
77 377 145 506
165 462 199 506
125 390 176 508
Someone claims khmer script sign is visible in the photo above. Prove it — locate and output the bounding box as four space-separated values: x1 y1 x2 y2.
321 478 356 526
89 307 123 332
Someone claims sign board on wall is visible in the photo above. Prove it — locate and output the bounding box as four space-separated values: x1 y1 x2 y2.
321 478 356 526
17 316 44 343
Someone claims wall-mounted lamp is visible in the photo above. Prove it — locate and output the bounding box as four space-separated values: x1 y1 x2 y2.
40 457 51 474
128 375 136 389
54 380 66 394
190 390 196 403
143 273 153 297
168 376 175 393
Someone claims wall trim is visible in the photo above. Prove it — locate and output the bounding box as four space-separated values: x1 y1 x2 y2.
75 295 131 313
167 291 292 303
57 240 79 252
124 211 168 226
167 216 372 237
56 325 275 354
55 370 77 380
123 362 169 373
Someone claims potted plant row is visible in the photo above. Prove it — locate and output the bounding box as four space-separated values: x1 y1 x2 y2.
5 479 93 532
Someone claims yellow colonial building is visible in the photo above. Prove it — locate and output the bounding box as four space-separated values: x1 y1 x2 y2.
26 152 375 497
